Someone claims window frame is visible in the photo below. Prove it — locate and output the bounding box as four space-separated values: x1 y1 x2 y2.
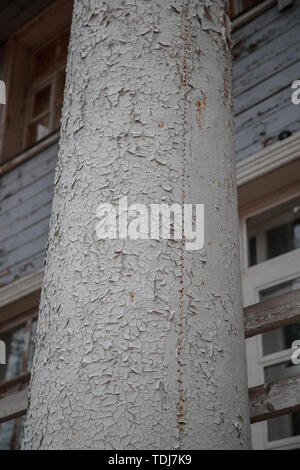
22 30 69 150
0 305 38 450
0 0 72 165
246 196 300 266
240 186 300 450
0 270 42 450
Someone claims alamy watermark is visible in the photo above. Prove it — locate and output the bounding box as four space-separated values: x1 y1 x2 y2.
0 80 6 105
0 340 5 365
291 80 300 104
292 340 300 365
95 197 204 250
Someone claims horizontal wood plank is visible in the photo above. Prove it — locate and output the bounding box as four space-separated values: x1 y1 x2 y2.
0 373 30 397
0 386 28 424
249 375 300 424
244 288 300 338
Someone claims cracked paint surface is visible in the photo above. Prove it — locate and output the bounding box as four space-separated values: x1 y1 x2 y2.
23 0 251 450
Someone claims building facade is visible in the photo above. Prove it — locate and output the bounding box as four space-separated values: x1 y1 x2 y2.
0 0 299 449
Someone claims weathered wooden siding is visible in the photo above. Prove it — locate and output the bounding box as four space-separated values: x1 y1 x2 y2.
0 144 57 287
233 1 300 161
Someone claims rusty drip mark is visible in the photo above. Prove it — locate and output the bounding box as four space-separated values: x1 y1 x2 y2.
176 3 191 445
196 95 206 129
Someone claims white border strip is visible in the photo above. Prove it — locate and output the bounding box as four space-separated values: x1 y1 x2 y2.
236 131 300 186
0 80 6 105
0 269 43 309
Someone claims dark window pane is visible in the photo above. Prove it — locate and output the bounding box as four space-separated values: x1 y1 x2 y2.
32 85 51 118
249 236 257 267
267 219 300 260
0 416 26 450
265 361 300 383
32 40 56 79
267 413 300 442
262 323 300 356
247 197 300 266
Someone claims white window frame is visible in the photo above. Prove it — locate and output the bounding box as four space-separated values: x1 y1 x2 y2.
240 186 300 450
0 271 42 449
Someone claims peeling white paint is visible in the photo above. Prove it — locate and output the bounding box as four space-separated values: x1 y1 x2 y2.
23 0 251 450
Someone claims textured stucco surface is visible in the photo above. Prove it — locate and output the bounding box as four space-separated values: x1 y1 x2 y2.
23 0 251 450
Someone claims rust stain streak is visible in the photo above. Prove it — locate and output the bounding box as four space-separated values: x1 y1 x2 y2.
196 95 206 128
177 3 191 445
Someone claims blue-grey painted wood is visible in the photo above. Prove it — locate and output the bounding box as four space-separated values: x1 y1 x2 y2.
233 3 300 63
233 0 300 161
0 143 57 287
0 251 45 286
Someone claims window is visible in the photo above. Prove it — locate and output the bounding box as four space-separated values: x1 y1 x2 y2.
24 31 68 149
260 279 300 356
0 276 41 450
259 282 300 444
247 197 300 266
0 312 37 450
0 416 26 450
0 318 37 384
241 189 300 450
0 0 73 163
